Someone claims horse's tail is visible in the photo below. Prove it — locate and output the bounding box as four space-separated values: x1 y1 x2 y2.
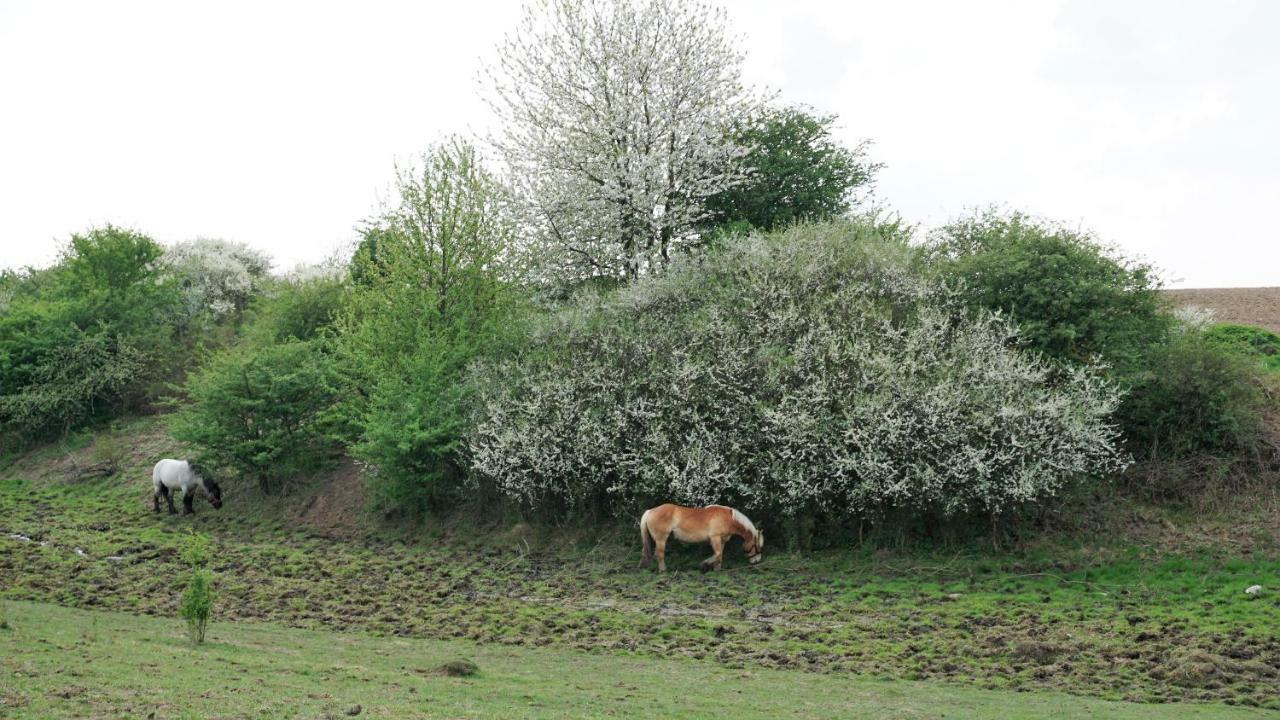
639 510 653 564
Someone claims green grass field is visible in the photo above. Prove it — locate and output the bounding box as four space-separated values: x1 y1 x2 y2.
2 601 1274 719
2 417 1279 716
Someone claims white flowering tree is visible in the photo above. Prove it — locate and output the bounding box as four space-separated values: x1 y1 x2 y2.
483 0 758 282
467 221 1129 523
162 238 272 320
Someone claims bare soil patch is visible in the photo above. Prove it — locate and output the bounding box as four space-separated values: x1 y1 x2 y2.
293 459 368 537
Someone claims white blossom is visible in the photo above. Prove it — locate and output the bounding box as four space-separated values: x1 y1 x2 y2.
162 238 272 319
466 221 1129 518
1171 305 1216 333
483 0 760 284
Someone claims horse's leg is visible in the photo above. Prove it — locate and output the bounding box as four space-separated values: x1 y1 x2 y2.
182 491 195 515
161 485 176 514
701 536 725 572
153 488 160 513
654 532 669 573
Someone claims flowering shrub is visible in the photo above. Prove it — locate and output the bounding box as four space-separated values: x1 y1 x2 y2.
162 238 272 320
467 221 1128 520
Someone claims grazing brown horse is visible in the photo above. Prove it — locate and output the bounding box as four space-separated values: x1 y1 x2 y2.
639 504 763 573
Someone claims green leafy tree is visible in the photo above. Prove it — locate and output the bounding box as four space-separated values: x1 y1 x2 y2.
926 210 1268 462
703 105 881 234
59 225 177 333
338 139 525 513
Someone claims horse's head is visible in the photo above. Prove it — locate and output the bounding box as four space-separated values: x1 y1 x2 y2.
204 478 223 509
745 529 764 565
191 463 223 509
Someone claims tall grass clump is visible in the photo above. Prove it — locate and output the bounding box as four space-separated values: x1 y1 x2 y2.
468 220 1127 531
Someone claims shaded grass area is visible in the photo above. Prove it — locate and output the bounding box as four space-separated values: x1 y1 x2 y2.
1 417 1279 711
1 601 1274 720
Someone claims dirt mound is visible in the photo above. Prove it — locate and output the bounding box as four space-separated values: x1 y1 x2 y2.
294 459 367 537
1165 287 1280 334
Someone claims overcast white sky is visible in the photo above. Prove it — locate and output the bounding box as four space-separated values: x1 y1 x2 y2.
1 0 1276 287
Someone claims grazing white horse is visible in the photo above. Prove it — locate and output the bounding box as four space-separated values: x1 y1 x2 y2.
152 459 222 515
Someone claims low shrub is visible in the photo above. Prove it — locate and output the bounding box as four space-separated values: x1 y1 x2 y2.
1120 330 1266 459
1204 324 1280 372
468 221 1128 526
178 531 213 644
172 340 350 493
0 333 148 442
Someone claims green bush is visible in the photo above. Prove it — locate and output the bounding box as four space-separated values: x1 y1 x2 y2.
1203 324 1280 372
1120 330 1265 458
353 332 481 513
0 333 147 441
0 226 181 443
924 210 1271 463
925 210 1168 372
178 531 213 644
172 340 350 493
245 274 346 345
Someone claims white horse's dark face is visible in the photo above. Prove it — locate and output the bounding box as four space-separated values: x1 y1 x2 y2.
204 479 223 509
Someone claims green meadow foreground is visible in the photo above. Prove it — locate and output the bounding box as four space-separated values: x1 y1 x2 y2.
1 602 1273 720
2 418 1279 717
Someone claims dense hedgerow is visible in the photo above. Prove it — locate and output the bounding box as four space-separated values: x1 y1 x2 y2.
467 221 1128 522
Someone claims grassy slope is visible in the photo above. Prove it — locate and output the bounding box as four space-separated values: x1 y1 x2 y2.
1 601 1273 720
2 416 1279 713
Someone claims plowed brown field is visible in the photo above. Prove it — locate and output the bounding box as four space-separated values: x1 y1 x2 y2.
1165 287 1280 334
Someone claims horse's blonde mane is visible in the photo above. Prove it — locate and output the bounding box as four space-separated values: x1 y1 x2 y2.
730 508 756 535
